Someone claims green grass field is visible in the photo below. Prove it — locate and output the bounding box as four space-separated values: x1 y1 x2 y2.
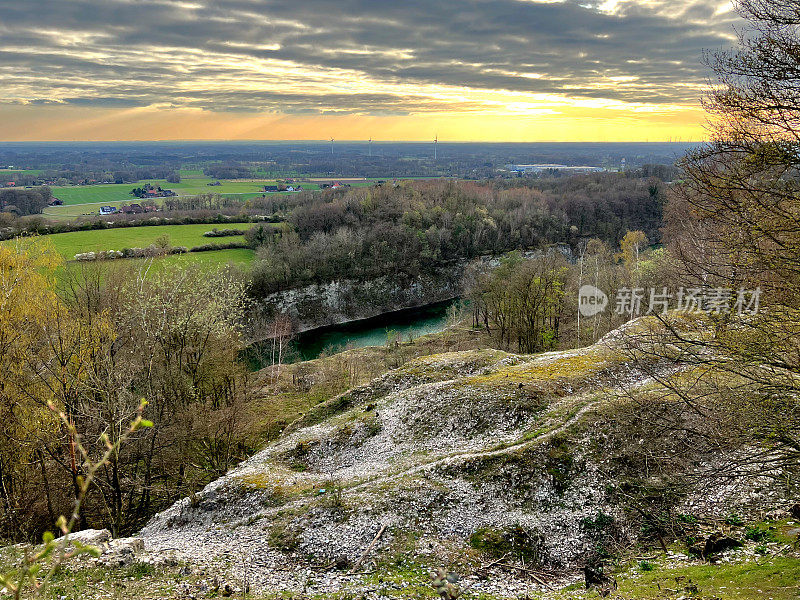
0 168 44 175
36 224 249 260
3 228 256 276
48 173 382 208
48 173 320 206
58 247 255 282
609 557 800 600
160 247 254 268
50 185 135 205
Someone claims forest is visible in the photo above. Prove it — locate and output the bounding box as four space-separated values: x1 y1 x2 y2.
0 253 252 539
248 174 665 296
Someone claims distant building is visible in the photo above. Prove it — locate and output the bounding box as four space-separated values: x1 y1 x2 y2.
132 184 176 199
264 185 280 192
49 198 64 206
506 164 605 174
99 206 117 215
122 203 144 214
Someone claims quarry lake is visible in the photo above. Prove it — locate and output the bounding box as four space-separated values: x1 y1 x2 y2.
296 299 460 359
247 299 459 368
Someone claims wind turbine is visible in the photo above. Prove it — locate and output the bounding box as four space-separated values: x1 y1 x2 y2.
434 134 438 160
330 138 334 155
369 137 372 157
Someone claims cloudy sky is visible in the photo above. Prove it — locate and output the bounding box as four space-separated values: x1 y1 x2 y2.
0 0 739 141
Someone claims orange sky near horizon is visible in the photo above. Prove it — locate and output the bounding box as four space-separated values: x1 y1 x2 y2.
0 104 708 142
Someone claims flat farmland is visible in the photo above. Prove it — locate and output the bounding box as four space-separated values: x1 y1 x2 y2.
32 224 249 260
50 184 134 205
159 247 254 268
50 173 315 206
0 169 44 175
43 193 267 221
58 247 256 281
47 174 387 207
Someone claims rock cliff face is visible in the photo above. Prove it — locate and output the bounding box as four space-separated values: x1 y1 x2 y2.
258 248 572 333
259 268 463 333
138 318 788 596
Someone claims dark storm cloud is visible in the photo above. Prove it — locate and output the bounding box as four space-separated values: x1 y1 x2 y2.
0 0 739 113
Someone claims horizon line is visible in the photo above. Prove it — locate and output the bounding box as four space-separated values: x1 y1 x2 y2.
0 139 705 144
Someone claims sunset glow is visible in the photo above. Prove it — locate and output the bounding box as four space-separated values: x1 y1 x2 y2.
0 0 738 141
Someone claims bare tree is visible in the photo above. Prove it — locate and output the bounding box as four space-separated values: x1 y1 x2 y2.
268 313 295 383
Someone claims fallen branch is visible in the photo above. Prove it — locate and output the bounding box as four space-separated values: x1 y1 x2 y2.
492 563 554 588
349 524 387 574
477 553 511 572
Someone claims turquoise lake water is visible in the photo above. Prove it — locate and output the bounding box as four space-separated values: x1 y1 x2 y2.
294 299 458 360
247 299 459 369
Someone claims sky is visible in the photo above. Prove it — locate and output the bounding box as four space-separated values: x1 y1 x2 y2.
0 0 740 142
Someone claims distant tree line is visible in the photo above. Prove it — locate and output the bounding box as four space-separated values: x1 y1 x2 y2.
0 186 52 216
161 192 246 212
203 163 255 179
56 167 175 185
3 166 179 187
633 163 681 181
1 140 688 180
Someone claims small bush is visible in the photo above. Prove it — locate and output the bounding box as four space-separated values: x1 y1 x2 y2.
154 234 171 249
188 241 249 252
744 526 776 543
638 560 655 572
268 522 301 552
125 562 156 578
545 435 575 493
581 511 615 531
203 228 246 238
725 513 744 526
469 525 544 564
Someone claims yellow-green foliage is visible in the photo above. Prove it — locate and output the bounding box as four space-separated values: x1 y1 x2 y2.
392 348 520 380
458 344 626 392
611 557 800 600
236 469 316 498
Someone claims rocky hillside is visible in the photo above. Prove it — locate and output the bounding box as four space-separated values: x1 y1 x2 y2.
136 318 795 597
